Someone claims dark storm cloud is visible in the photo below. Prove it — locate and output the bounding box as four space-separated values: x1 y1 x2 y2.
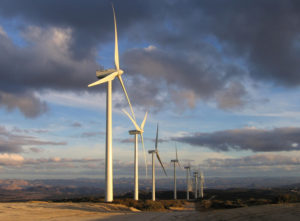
0 27 97 92
0 0 157 59
0 91 48 118
175 127 300 152
0 0 300 114
0 126 67 153
123 46 247 111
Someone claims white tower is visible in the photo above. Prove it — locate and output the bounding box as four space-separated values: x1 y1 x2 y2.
193 172 198 199
184 166 191 200
129 130 141 200
171 147 180 200
148 124 167 201
200 171 204 199
88 5 135 202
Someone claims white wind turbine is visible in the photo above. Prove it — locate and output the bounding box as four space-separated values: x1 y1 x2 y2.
148 123 167 201
88 5 135 202
171 146 181 200
199 171 204 199
123 110 148 201
193 171 198 199
184 163 191 200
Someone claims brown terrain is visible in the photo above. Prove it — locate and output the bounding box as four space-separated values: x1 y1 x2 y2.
2 179 300 220
1 201 300 221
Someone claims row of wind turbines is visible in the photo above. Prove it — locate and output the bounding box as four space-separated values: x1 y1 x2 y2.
88 5 204 202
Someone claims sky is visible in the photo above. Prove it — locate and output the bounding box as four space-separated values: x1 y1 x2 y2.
1 0 300 179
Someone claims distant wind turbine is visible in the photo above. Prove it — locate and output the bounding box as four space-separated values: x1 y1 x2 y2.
123 110 148 177
200 171 204 199
184 163 191 200
148 123 167 201
88 5 135 202
193 171 198 199
171 146 181 200
124 110 148 201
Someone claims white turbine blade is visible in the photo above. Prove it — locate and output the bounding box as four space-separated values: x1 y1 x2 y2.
118 75 136 121
140 133 148 177
175 146 181 168
177 160 181 168
112 4 119 71
122 109 141 131
156 152 167 176
141 112 148 130
88 71 118 87
155 123 159 151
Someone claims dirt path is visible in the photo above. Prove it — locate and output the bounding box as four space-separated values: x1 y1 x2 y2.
101 203 300 221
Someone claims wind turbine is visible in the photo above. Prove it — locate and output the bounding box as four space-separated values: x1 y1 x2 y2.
88 5 135 202
184 163 191 200
199 171 204 199
123 110 148 176
171 146 181 200
148 123 167 201
193 171 198 199
124 111 148 201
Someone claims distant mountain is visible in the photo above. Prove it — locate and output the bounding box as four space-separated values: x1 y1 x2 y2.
1 177 300 202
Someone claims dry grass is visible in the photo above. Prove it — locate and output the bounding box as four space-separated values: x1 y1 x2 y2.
113 198 186 211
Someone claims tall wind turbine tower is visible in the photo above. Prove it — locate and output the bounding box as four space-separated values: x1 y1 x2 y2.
184 164 191 200
148 124 167 201
171 146 181 200
193 171 198 199
200 171 204 199
88 5 135 202
125 111 148 201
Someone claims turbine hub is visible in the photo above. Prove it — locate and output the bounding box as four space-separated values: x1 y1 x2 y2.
129 130 140 135
118 69 124 75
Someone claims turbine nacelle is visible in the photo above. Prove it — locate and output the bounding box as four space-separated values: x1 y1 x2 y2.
95 69 124 80
148 149 157 154
129 130 141 135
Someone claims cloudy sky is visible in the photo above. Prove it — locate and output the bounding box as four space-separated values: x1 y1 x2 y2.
1 0 300 179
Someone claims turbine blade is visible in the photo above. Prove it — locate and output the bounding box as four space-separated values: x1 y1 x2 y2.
118 75 136 121
140 133 148 177
155 123 159 151
112 4 119 71
156 152 167 176
175 145 181 168
141 112 148 130
122 109 141 131
177 160 181 168
88 72 118 87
